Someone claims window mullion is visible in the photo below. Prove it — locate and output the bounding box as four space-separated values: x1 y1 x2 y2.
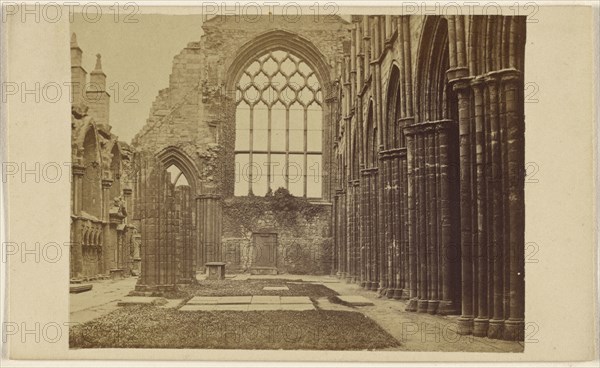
285 107 289 190
248 106 254 195
303 106 308 198
267 106 272 192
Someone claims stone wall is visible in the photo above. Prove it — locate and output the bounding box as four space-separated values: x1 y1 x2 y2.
221 190 332 274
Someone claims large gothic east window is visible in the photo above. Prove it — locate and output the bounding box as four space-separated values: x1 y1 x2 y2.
234 50 323 198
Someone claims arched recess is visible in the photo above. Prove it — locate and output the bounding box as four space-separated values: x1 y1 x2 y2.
414 16 457 124
81 125 102 218
109 142 122 200
154 146 200 194
385 64 402 149
225 30 333 200
364 100 376 168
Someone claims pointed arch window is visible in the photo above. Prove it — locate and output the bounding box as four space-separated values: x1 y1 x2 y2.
234 50 323 198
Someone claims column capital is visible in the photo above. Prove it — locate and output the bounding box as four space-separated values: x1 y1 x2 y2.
197 193 221 200
122 187 133 196
446 66 469 81
449 76 473 92
72 164 86 176
101 178 113 188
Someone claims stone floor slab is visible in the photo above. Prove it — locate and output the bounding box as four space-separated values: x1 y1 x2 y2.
247 304 281 311
262 286 289 291
218 296 252 305
187 296 219 305
280 296 312 304
336 295 375 306
180 304 249 311
251 296 281 304
117 296 159 306
279 304 316 311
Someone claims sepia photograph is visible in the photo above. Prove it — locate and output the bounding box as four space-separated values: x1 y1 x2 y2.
1 1 598 365
67 8 526 351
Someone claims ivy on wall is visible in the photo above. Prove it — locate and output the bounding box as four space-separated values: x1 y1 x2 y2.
222 188 326 235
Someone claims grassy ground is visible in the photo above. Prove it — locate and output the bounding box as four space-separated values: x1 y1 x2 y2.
70 306 401 350
131 279 339 299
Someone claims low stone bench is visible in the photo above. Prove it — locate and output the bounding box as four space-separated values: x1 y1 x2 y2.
109 269 124 279
205 262 226 280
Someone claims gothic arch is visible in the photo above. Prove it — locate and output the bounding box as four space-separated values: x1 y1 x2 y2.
154 146 201 194
225 29 333 96
81 124 102 218
385 63 402 149
109 142 122 199
364 100 376 168
414 16 454 124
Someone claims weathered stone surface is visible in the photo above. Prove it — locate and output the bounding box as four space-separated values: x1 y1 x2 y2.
70 284 93 293
187 296 219 305
335 295 375 307
280 296 312 305
262 286 289 291
218 296 252 305
180 304 249 312
247 304 281 311
117 296 159 306
251 296 280 304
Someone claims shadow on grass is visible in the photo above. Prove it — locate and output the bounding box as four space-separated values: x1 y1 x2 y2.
70 306 401 350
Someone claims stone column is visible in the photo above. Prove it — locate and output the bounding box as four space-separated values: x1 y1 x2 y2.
352 179 361 283
101 178 113 274
397 148 409 300
123 187 132 223
426 125 439 314
486 73 505 338
404 127 417 311
71 164 85 278
197 192 223 268
472 77 489 337
416 129 428 313
334 191 342 277
453 76 475 335
369 168 379 291
437 120 459 315
502 69 525 341
359 167 369 288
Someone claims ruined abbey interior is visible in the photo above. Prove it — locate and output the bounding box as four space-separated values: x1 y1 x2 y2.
70 14 526 341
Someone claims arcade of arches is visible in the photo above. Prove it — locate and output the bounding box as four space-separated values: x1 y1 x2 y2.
70 14 526 341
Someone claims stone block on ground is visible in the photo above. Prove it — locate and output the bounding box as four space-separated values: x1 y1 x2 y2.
117 296 159 306
262 286 289 291
180 304 249 311
335 295 375 306
247 304 281 311
187 296 219 305
251 296 280 304
218 296 252 304
70 284 93 293
280 296 312 304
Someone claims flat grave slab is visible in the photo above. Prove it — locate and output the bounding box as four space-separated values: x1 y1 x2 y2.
70 284 93 293
280 296 312 304
180 304 249 312
251 296 281 304
218 296 253 305
117 296 159 306
335 295 375 306
187 296 219 305
262 286 289 291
